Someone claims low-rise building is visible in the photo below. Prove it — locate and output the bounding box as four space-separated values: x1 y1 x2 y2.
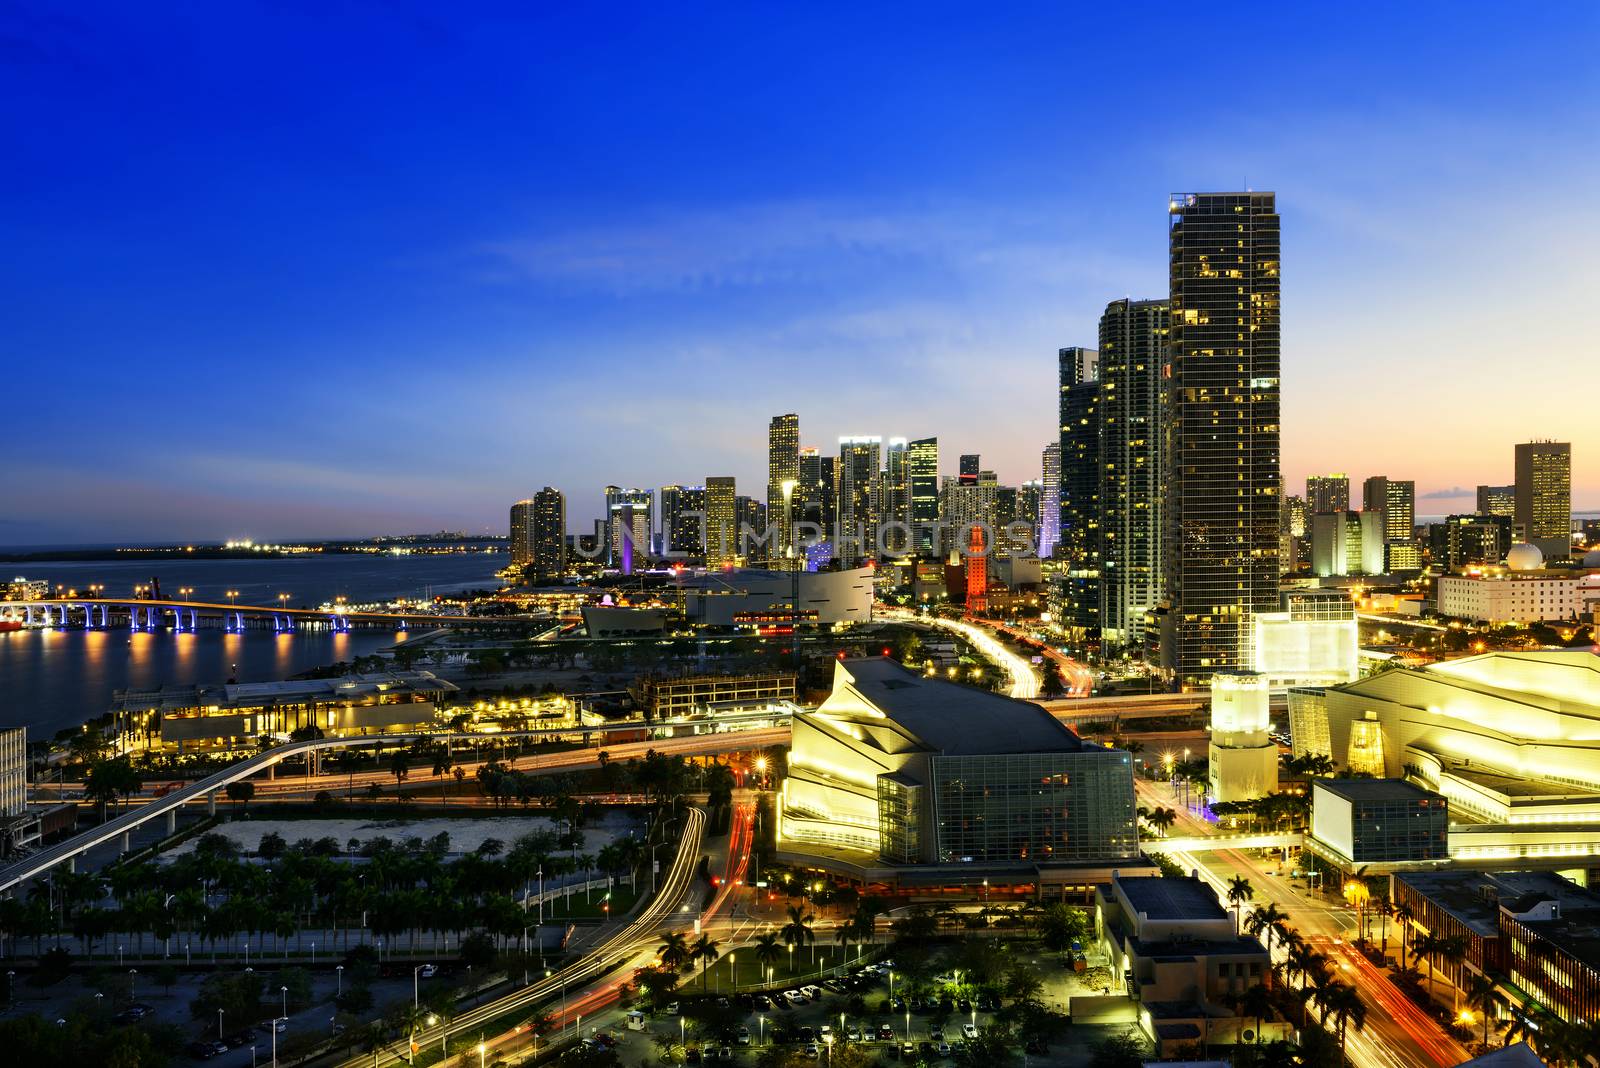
1246 589 1359 691
636 672 797 720
1095 872 1283 1056
1437 570 1600 625
1308 778 1448 873
113 671 458 750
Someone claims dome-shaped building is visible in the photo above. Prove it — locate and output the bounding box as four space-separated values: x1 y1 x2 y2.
1506 543 1545 571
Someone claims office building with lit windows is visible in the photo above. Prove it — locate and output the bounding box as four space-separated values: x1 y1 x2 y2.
1161 192 1281 679
778 658 1137 885
705 477 737 567
767 414 800 563
1515 441 1572 561
1306 474 1350 515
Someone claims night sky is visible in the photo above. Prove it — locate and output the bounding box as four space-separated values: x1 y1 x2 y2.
7 2 1598 543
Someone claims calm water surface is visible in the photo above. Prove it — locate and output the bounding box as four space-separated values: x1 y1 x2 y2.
0 553 505 738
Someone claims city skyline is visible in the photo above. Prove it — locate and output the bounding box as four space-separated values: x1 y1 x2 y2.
8 5 1600 543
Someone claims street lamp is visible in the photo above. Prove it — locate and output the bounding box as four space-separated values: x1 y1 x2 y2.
281 985 288 1018
414 965 427 1009
336 965 344 996
218 1008 225 1041
129 968 137 1000
477 1042 487 1068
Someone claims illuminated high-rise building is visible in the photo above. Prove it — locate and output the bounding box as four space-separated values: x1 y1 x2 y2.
838 437 882 563
909 437 940 554
661 484 707 559
797 448 837 534
1059 345 1101 642
1515 441 1572 561
767 414 800 562
882 437 911 555
1362 476 1415 543
604 486 652 568
705 477 737 567
959 454 980 486
1306 474 1349 515
1476 484 1515 518
1162 192 1281 679
509 499 535 569
1039 443 1061 560
531 487 566 579
1098 298 1169 652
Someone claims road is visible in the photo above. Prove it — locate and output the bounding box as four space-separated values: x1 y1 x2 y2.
1138 779 1468 1068
347 806 709 1067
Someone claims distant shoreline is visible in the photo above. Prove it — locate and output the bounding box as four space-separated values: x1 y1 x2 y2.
0 544 507 564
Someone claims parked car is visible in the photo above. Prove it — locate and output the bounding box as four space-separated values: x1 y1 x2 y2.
685 1047 701 1064
754 995 772 1010
737 1027 751 1046
929 1029 945 1043
936 1043 952 1057
878 1025 895 1041
802 984 823 1001
899 1042 915 1060
957 999 972 1014
418 963 438 978
803 1044 819 1059
961 1024 979 1040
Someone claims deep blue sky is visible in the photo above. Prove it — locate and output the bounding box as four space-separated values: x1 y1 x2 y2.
6 2 1598 543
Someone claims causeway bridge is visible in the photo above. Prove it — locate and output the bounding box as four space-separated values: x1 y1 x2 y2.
0 597 527 633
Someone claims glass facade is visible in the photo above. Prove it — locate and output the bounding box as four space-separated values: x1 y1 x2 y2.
876 775 923 864
1349 797 1447 863
930 752 1137 864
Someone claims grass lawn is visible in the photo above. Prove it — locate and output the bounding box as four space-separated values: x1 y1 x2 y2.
676 945 875 994
541 882 641 921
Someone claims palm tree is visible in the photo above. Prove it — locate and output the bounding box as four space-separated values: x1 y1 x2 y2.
1146 808 1176 838
1226 875 1253 935
1235 983 1274 1044
657 931 691 974
1464 973 1497 1048
1393 901 1416 968
752 930 784 976
691 933 722 991
1243 902 1285 960
1323 981 1367 1051
782 904 815 963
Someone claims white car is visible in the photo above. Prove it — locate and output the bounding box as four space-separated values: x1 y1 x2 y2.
802 984 823 1001
819 1024 832 1038
737 1027 751 1046
962 1024 979 1040
418 964 438 979
784 990 807 1006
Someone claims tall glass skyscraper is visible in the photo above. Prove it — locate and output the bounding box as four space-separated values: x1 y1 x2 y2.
531 486 566 579
766 413 800 563
705 476 737 567
1038 442 1060 559
1058 346 1101 642
909 436 940 554
1098 298 1170 653
838 437 882 563
509 499 535 569
1162 192 1281 679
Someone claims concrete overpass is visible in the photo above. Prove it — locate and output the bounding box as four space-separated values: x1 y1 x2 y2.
0 597 530 633
0 722 785 897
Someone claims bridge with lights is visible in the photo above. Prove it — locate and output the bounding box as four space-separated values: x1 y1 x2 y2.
0 597 526 633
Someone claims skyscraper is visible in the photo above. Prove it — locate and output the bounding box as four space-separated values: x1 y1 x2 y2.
532 487 567 579
604 486 652 568
797 448 837 534
959 454 980 486
705 476 737 567
1476 484 1515 518
1162 192 1281 679
1039 443 1061 560
661 484 707 558
882 437 910 555
1098 298 1170 652
909 437 940 554
1306 474 1350 515
1515 441 1572 560
1362 476 1415 543
838 437 882 563
767 414 800 563
509 499 535 569
1059 345 1101 642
